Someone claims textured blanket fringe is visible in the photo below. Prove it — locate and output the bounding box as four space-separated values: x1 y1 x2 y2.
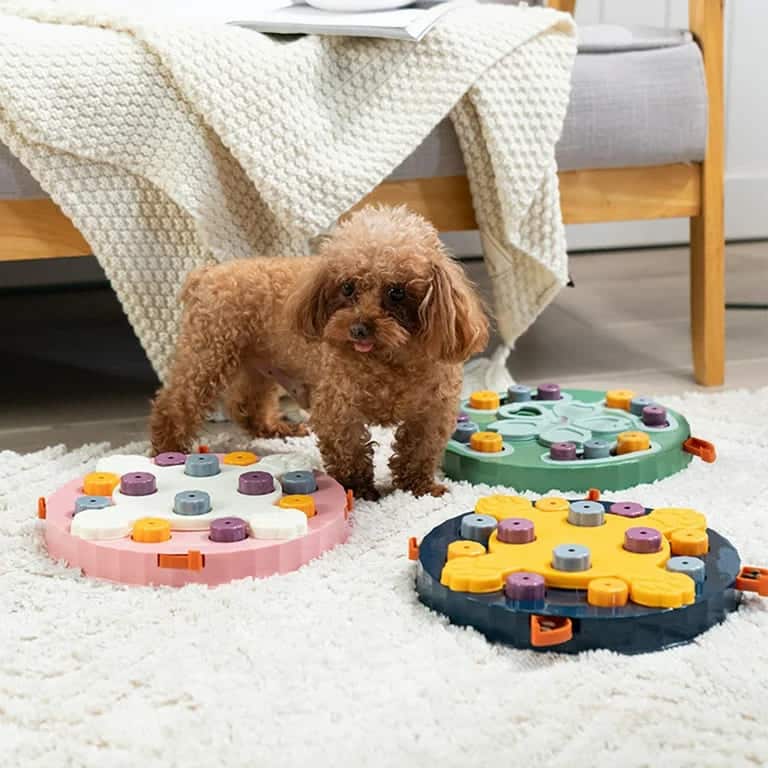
461 345 514 397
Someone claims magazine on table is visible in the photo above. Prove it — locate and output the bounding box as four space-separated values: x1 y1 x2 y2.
227 1 470 42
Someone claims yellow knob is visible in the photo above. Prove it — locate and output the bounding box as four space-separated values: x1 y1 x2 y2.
670 528 709 556
534 496 570 513
468 390 500 410
475 495 533 520
132 517 171 543
616 431 651 455
222 451 258 466
605 389 636 411
587 578 629 607
447 540 486 560
469 431 504 453
277 494 316 518
83 472 120 496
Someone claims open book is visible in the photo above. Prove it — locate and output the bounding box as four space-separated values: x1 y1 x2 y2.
228 1 467 42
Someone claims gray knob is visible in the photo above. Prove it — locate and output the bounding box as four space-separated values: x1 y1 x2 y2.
552 543 591 572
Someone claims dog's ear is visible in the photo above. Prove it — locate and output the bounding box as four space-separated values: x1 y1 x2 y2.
287 263 333 339
418 258 489 363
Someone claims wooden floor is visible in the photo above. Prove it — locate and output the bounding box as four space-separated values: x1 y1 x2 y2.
1 241 766 454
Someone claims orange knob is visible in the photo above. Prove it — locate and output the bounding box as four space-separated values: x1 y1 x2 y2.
83 472 120 496
277 494 316 518
447 540 486 560
587 578 629 608
535 496 570 513
616 431 651 455
670 528 709 556
605 389 636 411
468 390 500 410
469 431 504 453
222 451 259 466
132 517 172 543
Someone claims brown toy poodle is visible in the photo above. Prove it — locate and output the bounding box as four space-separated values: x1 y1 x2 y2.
150 205 489 499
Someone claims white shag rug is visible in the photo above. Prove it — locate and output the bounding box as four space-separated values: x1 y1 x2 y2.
2 388 768 768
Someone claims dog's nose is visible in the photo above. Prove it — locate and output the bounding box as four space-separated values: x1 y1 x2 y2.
350 322 371 340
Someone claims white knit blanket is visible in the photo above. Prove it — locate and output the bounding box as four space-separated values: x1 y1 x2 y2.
0 1 575 386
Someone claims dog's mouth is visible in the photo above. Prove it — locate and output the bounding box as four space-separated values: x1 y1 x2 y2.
352 340 375 353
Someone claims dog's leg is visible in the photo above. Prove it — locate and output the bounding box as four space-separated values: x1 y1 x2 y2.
389 405 456 497
312 406 378 501
225 369 309 439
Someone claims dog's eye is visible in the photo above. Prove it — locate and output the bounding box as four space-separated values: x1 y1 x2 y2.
340 281 355 298
387 285 406 303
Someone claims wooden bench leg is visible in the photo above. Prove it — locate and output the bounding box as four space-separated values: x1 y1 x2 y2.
689 0 725 387
690 203 725 386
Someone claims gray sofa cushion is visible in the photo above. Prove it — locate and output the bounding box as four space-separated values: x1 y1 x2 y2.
556 40 706 170
0 25 707 200
0 143 44 199
390 38 707 178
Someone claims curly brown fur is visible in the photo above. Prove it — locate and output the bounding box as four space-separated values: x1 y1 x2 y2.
150 205 489 498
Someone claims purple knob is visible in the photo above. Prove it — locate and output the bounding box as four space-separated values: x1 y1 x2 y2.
537 383 561 401
630 396 655 416
209 517 249 543
504 572 546 602
456 412 470 423
120 471 157 496
497 517 535 544
550 442 577 461
642 405 668 427
238 471 274 495
609 501 646 518
624 526 663 553
154 452 186 466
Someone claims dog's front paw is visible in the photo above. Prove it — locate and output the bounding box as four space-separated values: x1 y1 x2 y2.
416 482 448 498
349 483 380 502
248 421 309 439
395 477 448 497
277 421 310 438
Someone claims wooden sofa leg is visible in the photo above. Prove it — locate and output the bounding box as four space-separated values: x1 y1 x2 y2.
689 0 725 387
690 206 725 386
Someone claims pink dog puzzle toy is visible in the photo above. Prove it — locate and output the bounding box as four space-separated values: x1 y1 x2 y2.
39 449 352 587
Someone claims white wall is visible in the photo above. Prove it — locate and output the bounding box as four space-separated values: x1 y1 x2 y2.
567 0 768 251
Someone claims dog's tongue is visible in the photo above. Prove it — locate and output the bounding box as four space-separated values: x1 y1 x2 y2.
353 341 374 353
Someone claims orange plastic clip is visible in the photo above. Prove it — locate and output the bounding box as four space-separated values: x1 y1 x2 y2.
587 488 600 501
408 537 420 561
345 489 354 519
735 566 768 597
197 445 210 454
683 437 716 463
37 497 47 520
157 551 205 571
530 615 573 647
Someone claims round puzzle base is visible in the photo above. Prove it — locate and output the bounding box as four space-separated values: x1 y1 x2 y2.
444 388 714 493
44 453 350 587
415 499 743 655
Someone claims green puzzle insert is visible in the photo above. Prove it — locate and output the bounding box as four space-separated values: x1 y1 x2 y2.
442 387 715 493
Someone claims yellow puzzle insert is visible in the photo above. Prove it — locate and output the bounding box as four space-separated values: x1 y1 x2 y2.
440 495 709 609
